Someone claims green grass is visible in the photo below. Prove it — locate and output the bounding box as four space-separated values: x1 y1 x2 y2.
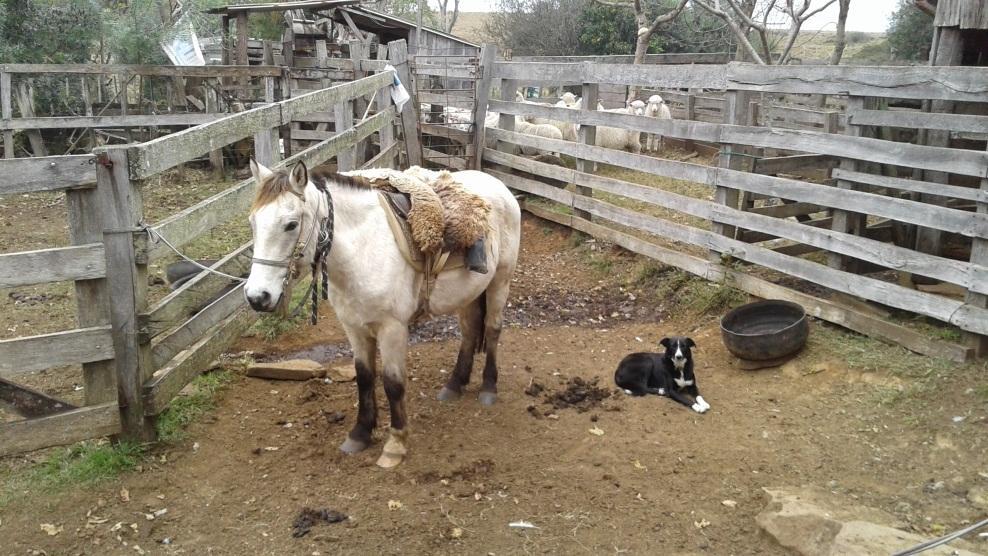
250 277 314 341
156 370 236 443
0 441 145 508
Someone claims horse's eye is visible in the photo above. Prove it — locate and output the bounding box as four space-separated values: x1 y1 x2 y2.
284 221 299 232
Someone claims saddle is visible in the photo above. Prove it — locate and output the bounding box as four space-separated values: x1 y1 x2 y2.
342 167 492 319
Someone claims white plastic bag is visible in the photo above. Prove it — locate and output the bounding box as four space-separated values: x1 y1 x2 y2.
384 64 410 112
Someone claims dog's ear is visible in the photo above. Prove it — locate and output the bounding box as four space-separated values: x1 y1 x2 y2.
685 337 696 348
659 337 671 349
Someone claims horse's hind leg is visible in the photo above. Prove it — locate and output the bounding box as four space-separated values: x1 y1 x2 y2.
340 327 377 454
377 320 410 468
438 298 484 402
479 271 511 406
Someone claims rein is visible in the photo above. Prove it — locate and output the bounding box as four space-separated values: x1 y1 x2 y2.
250 184 335 324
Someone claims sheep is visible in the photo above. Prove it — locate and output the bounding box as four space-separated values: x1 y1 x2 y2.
644 94 673 152
592 100 646 154
515 117 563 156
560 91 579 107
525 96 581 141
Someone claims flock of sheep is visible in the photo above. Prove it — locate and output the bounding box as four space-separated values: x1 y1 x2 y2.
419 90 673 157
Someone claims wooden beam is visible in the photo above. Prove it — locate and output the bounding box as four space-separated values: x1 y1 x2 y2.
471 44 496 170
152 284 246 369
1 113 223 130
1 70 12 158
0 402 121 457
0 326 114 378
143 308 256 416
388 40 422 166
0 154 95 194
848 108 988 134
0 377 76 418
0 244 105 288
0 64 281 77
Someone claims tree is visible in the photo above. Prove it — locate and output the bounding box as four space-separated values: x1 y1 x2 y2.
689 0 841 64
829 0 851 64
484 0 588 56
886 0 933 62
435 0 460 33
592 0 688 66
0 0 104 64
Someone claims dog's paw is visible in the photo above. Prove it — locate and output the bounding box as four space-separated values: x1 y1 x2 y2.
657 388 666 396
691 402 708 414
623 389 633 396
696 396 711 412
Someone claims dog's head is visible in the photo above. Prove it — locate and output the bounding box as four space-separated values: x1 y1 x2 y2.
660 337 695 371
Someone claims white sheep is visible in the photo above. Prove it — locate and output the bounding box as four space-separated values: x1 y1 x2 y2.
592 101 645 154
644 95 673 152
560 91 579 106
515 117 563 156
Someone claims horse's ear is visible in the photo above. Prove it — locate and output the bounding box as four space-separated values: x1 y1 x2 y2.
250 159 273 183
289 161 309 194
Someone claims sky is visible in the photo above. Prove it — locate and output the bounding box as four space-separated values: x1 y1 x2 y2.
450 0 900 33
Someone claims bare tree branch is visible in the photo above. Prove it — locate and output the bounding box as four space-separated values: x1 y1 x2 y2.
646 0 689 35
691 0 767 64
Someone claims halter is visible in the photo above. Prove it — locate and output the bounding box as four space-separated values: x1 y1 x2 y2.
250 184 335 324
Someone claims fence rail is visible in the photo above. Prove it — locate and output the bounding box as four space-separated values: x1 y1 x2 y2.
0 44 410 456
485 60 988 360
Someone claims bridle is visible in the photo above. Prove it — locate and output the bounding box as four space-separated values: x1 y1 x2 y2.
249 182 335 323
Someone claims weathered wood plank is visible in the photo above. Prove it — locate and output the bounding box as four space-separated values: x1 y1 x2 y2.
486 149 987 294
128 103 282 179
389 40 422 167
747 202 825 218
142 242 252 338
753 154 836 175
422 148 469 170
280 71 391 124
1 70 12 158
143 308 256 416
0 402 121 457
727 63 988 102
361 141 399 170
523 202 971 362
492 165 988 334
0 244 105 288
0 326 114 378
0 64 281 77
417 92 475 110
1 114 222 131
412 65 478 79
0 155 96 194
489 99 988 177
513 53 730 64
832 168 986 203
472 46 494 170
0 377 76 418
291 129 336 141
485 128 988 239
846 108 988 133
152 284 246 369
492 62 728 88
420 123 474 144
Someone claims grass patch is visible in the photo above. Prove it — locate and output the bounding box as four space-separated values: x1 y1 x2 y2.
0 441 145 508
250 277 314 341
156 369 235 443
639 268 747 315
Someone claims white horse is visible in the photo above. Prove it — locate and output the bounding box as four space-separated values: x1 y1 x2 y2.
244 161 521 468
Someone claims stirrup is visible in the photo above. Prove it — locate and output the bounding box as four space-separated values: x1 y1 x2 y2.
466 239 488 274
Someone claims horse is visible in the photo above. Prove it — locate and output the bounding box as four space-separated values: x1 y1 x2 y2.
243 160 521 468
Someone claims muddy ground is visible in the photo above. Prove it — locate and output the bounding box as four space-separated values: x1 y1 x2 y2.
1 215 987 555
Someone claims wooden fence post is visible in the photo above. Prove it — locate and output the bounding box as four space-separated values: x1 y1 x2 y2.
349 40 370 167
15 80 47 156
334 98 355 171
683 91 696 153
388 40 422 167
964 146 988 357
471 44 496 170
496 78 518 160
1 70 13 159
711 90 751 246
828 96 870 273
576 76 598 222
94 145 155 442
205 86 224 178
253 76 279 166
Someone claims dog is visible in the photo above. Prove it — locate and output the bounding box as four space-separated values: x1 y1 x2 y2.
613 337 710 414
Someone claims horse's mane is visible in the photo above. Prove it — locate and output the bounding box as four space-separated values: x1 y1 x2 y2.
250 165 374 213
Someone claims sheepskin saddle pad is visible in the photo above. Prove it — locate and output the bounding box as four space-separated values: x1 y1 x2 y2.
344 167 491 256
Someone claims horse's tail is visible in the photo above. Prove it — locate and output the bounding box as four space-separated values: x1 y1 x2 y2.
475 289 489 354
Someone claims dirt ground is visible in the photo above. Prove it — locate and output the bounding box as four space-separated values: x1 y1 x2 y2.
2 215 987 555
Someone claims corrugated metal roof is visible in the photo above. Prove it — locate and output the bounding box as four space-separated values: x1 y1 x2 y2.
206 0 360 16
334 6 480 48
934 0 988 29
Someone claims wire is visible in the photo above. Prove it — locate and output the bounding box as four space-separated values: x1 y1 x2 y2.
891 517 988 556
143 225 248 283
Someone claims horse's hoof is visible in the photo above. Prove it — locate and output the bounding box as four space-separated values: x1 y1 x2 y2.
437 386 462 402
340 436 369 454
376 451 404 468
478 391 497 406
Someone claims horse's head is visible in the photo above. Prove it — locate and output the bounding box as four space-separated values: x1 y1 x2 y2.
244 160 328 312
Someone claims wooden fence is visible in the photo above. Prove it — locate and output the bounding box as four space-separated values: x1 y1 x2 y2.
0 64 283 159
0 46 411 455
484 61 988 361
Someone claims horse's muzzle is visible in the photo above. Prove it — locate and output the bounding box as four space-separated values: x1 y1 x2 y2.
246 289 280 312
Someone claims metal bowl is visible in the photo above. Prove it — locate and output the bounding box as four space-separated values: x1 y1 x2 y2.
720 300 809 361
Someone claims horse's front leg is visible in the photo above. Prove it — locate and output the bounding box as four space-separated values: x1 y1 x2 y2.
340 327 377 454
376 320 410 468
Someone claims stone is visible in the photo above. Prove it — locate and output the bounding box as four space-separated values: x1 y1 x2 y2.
247 359 326 381
328 365 356 382
757 487 982 556
967 485 988 510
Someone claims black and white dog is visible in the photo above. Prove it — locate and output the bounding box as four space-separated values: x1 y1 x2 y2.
613 337 710 413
